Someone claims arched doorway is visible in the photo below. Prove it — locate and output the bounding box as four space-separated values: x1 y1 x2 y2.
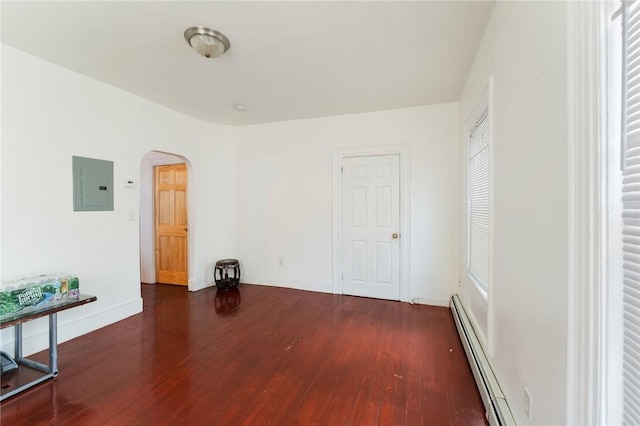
140 151 194 289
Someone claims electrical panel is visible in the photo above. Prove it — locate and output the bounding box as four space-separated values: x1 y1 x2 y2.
72 156 114 211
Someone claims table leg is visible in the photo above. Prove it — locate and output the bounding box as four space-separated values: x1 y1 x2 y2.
49 313 58 376
2 318 56 401
13 314 57 375
14 323 23 359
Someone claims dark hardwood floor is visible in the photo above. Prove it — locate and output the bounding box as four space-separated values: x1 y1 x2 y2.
1 284 487 425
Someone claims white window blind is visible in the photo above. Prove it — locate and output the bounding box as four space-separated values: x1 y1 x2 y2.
621 1 640 424
468 110 489 292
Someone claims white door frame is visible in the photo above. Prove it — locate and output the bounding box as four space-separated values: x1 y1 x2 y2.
139 151 194 289
332 145 411 302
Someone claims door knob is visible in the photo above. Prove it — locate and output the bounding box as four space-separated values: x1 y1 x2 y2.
392 233 399 239
184 228 188 231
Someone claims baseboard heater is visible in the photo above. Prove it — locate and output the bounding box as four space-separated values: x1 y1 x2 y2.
450 295 517 426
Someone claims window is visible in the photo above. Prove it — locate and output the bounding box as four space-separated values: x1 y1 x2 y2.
468 109 490 294
620 2 640 423
610 1 640 424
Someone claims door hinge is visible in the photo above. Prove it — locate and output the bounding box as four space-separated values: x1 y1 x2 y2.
341 166 343 173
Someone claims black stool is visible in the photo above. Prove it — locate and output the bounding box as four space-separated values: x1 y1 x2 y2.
214 259 240 290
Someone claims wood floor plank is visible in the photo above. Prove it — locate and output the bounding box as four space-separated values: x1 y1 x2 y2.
1 284 487 425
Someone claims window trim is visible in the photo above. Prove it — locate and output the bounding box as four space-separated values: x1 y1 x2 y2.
465 86 492 299
566 1 622 424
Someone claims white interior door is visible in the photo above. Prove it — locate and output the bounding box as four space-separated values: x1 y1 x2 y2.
342 155 400 300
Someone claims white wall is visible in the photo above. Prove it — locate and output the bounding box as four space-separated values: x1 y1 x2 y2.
234 104 459 306
1 46 235 354
458 2 569 425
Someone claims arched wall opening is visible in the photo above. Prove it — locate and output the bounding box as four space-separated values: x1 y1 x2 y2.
140 150 195 290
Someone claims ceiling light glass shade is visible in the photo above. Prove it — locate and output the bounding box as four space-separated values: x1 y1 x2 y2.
189 34 226 58
184 27 230 59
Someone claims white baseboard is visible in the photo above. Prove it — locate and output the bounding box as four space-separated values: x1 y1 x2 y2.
241 276 333 294
189 279 213 292
240 278 449 307
410 296 450 307
450 294 516 426
0 297 143 357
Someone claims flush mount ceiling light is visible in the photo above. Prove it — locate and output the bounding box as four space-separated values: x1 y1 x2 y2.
184 26 230 59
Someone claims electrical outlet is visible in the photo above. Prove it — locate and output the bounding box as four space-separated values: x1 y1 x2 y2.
524 387 532 422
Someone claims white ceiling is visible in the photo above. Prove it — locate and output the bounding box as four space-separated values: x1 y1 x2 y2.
1 1 494 126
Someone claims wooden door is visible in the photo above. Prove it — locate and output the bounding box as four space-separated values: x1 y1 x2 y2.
155 164 188 286
342 155 400 300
